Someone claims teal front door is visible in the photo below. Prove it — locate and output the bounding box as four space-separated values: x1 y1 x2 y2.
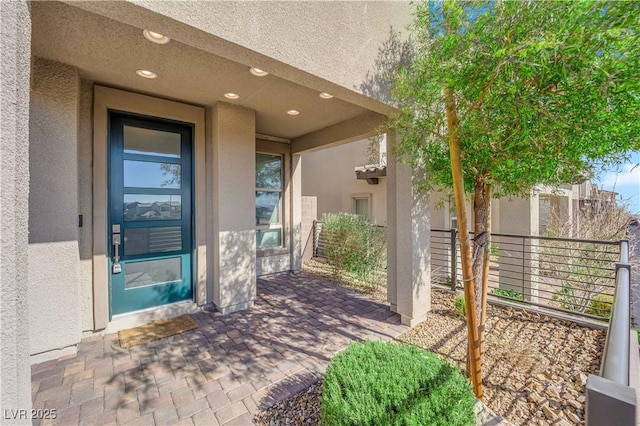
109 112 193 317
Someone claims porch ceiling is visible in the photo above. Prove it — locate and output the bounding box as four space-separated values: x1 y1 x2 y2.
31 1 386 140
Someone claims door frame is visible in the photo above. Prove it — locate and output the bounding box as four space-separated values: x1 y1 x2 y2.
93 86 206 330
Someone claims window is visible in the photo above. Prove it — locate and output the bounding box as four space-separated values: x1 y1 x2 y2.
256 153 283 249
352 194 371 218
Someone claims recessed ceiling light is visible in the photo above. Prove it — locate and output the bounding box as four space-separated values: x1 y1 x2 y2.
143 30 170 44
136 69 158 79
287 110 300 116
250 67 269 77
319 92 333 99
224 93 240 100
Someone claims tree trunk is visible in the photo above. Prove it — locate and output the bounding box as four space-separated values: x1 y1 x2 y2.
473 181 492 356
445 87 483 399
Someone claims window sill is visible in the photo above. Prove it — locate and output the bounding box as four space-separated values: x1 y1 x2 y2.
257 247 289 258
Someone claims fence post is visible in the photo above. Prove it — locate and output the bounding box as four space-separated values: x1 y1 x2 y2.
450 228 457 291
313 220 318 258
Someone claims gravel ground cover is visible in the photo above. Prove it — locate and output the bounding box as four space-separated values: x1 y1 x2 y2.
255 260 606 426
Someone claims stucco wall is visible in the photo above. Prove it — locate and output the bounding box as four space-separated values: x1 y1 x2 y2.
208 103 257 313
78 79 94 332
256 254 290 276
130 1 412 98
498 196 539 235
28 58 81 359
0 0 32 419
302 138 387 224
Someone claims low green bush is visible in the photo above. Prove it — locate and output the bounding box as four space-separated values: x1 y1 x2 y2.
322 212 386 283
454 293 466 317
491 288 524 301
585 294 613 319
320 341 475 426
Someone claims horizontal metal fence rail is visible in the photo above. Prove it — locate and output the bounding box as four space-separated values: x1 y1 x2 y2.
313 220 326 258
431 228 621 322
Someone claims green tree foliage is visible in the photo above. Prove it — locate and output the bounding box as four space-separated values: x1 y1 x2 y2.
393 1 639 197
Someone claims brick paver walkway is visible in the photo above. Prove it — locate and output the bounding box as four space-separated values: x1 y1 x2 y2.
31 273 408 425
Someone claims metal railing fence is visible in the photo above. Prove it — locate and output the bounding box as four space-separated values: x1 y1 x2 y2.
313 220 326 258
314 220 624 322
431 228 622 322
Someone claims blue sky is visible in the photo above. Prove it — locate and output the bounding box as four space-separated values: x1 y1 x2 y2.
594 151 640 214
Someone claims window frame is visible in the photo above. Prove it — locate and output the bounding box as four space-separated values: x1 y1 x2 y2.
256 152 285 251
352 193 372 219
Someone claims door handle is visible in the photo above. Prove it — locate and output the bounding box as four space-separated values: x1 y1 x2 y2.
112 226 122 274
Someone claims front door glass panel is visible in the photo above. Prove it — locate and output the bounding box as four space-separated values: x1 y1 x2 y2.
123 161 182 189
124 194 182 221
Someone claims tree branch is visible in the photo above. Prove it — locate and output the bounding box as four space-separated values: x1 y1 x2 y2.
461 60 507 120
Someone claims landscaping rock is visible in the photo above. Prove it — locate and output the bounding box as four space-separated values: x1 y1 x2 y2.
566 411 581 423
579 372 588 386
528 392 544 404
567 399 582 410
396 289 605 425
543 406 558 421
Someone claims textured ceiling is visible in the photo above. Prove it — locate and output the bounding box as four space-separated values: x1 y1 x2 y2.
31 1 372 139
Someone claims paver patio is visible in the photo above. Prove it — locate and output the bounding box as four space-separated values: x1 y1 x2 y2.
31 273 408 425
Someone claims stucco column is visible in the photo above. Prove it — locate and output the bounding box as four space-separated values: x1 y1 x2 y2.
386 132 431 326
550 195 572 235
28 58 82 361
0 0 32 421
207 103 257 314
496 194 540 303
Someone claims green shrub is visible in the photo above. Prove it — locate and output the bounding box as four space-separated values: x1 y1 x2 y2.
322 213 386 283
552 285 573 310
454 293 466 317
320 341 475 426
491 288 524 301
585 294 613 319
554 286 613 320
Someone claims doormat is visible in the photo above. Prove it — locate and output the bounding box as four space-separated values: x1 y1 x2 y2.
118 314 199 349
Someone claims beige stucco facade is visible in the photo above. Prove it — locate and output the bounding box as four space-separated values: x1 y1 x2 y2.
1 1 32 419
28 58 83 359
0 0 439 416
302 138 388 224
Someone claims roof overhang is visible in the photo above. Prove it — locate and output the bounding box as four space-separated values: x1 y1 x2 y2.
355 164 387 185
32 1 396 145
